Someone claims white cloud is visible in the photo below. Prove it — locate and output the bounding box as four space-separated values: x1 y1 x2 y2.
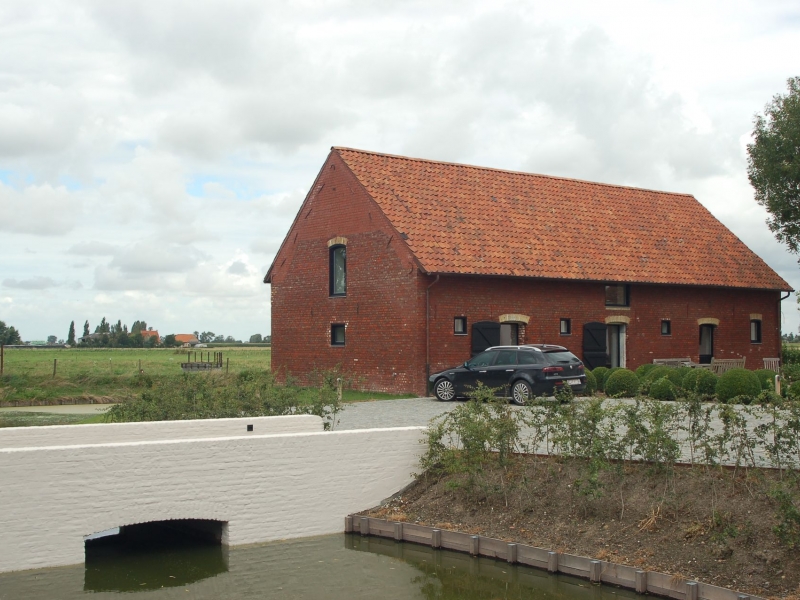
0 0 798 340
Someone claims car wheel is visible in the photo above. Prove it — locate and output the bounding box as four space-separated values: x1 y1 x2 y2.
434 378 456 401
511 380 532 405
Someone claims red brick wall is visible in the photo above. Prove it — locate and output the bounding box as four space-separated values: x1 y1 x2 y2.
428 275 782 376
268 152 428 394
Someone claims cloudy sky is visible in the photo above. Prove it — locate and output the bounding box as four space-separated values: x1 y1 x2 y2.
1 0 799 342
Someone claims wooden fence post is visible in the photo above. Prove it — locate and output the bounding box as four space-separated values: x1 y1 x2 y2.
53 359 57 379
226 358 229 373
1 344 4 376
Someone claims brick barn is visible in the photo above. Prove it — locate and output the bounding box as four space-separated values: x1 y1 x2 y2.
264 148 792 396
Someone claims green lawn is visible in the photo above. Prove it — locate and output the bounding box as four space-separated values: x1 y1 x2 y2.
0 347 415 406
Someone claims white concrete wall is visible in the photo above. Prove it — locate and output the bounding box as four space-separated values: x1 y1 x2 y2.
0 414 323 448
0 423 424 574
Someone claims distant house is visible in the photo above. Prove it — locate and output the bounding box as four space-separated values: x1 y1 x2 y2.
174 334 200 347
265 147 792 396
140 330 160 344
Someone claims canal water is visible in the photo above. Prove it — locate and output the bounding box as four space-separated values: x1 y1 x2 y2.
0 533 640 599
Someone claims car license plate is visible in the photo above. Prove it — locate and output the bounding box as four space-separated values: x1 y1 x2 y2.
567 378 581 385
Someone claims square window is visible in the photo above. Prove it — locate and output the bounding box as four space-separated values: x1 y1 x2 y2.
605 284 630 307
454 317 467 335
661 320 671 335
750 320 762 344
331 324 345 346
560 318 571 335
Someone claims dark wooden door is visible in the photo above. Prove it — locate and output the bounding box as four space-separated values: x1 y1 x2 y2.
471 321 500 355
582 322 608 370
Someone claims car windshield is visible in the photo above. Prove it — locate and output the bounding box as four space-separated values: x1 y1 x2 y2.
544 351 579 364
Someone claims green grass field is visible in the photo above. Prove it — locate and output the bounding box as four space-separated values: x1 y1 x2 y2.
0 346 414 409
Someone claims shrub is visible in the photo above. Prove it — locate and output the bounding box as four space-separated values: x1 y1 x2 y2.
788 380 800 401
754 369 778 391
582 369 597 396
695 369 719 397
635 363 658 379
649 377 677 401
783 363 800 386
672 367 692 390
783 343 800 366
592 367 609 392
682 369 701 392
645 366 673 382
715 368 761 403
604 369 640 398
756 389 783 405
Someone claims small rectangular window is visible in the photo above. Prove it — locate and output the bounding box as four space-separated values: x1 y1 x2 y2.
560 318 571 335
661 320 671 335
605 284 630 307
329 245 346 296
750 320 762 344
331 324 345 346
454 317 467 335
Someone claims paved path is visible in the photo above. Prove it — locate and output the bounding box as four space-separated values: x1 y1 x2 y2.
0 404 113 415
336 397 451 430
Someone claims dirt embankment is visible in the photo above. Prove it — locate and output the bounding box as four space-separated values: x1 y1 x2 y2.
364 457 800 598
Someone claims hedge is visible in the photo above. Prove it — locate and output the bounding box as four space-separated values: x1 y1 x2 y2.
715 368 761 403
695 369 719 396
635 363 659 378
753 369 777 391
592 367 610 392
650 377 678 401
582 369 597 396
604 369 640 398
682 369 701 393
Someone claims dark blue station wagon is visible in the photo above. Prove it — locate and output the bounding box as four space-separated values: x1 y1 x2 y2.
429 344 586 404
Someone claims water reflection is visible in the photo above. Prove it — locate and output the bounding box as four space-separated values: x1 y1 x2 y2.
84 521 228 592
0 533 640 599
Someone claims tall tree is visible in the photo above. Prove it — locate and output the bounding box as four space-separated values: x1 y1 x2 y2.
47 335 57 344
0 321 22 345
747 77 800 255
67 321 76 345
83 320 90 337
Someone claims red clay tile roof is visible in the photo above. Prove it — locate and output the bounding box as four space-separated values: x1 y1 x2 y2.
174 334 199 344
335 148 791 291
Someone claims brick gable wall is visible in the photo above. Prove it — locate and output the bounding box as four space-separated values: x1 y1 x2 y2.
268 153 427 393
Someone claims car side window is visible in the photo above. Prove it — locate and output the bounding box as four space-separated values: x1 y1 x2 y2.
494 350 517 366
467 351 498 368
517 351 542 365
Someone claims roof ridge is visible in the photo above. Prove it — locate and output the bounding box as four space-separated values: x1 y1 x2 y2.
332 146 696 198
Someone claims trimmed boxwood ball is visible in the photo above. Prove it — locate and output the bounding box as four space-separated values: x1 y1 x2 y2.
649 376 677 401
695 369 719 396
605 368 640 398
592 367 609 392
582 369 597 396
715 368 761 403
645 366 673 382
682 369 701 392
669 367 691 389
753 369 777 391
635 363 659 379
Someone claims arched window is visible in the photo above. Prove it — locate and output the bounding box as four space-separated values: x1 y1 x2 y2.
329 245 346 296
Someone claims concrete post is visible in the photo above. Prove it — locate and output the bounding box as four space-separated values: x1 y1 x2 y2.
686 581 698 600
507 543 517 564
393 522 403 541
635 570 647 594
344 516 353 533
470 535 480 556
547 551 558 573
590 560 601 583
431 529 441 548
776 374 781 395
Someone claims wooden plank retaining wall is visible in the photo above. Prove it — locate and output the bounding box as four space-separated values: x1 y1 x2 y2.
346 515 760 600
